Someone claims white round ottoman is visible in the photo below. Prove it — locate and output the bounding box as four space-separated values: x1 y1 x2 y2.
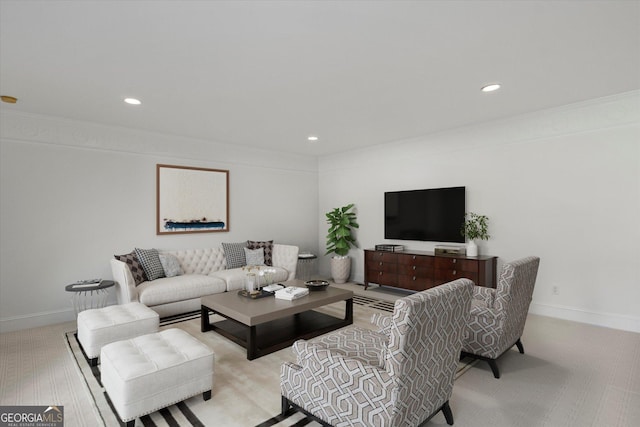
77 302 159 366
101 328 214 427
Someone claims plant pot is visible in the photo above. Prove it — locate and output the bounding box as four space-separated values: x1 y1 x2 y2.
466 240 478 257
330 256 351 284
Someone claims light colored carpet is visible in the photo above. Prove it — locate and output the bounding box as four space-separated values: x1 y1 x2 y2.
0 321 101 426
63 295 475 426
2 283 639 427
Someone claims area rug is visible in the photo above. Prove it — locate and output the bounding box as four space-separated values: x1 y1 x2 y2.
66 299 475 427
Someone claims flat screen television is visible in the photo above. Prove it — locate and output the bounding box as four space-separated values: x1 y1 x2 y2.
384 186 466 243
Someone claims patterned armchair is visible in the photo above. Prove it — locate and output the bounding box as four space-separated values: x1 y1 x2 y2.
280 279 473 427
461 256 540 378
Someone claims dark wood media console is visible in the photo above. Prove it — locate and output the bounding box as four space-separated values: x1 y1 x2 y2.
364 249 497 291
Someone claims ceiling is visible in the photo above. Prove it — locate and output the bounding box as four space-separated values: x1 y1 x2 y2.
1 1 639 157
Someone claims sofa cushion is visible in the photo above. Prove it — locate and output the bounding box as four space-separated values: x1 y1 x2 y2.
222 242 247 269
165 248 225 275
247 240 274 266
211 266 289 292
137 275 226 306
135 248 166 281
244 247 265 266
159 253 183 277
114 252 148 285
260 266 289 286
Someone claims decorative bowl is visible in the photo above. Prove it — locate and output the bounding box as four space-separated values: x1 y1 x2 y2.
305 280 330 291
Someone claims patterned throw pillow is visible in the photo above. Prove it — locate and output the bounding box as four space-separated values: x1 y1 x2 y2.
134 248 166 281
222 242 247 269
247 240 274 266
159 253 183 278
114 252 148 286
244 247 265 266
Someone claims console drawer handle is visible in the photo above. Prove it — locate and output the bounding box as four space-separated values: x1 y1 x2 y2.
412 266 416 270
379 261 383 266
378 272 383 276
452 259 457 264
453 270 457 275
412 276 416 281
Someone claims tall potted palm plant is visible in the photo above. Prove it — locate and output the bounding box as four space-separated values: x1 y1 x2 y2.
325 203 359 283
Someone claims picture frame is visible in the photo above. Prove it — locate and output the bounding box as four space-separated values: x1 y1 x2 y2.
156 164 229 234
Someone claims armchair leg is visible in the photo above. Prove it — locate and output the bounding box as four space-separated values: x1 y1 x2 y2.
281 395 291 416
488 359 500 379
515 338 524 354
441 400 454 425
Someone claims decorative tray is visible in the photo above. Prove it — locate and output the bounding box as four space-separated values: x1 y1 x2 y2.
237 289 275 299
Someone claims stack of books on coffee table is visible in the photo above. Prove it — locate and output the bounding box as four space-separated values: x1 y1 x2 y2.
275 286 309 301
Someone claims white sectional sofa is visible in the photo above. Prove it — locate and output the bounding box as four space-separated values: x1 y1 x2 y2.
110 244 299 317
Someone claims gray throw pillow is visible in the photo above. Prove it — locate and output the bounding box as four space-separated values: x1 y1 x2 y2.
222 242 247 269
159 253 183 277
244 247 265 266
247 240 274 266
134 248 166 281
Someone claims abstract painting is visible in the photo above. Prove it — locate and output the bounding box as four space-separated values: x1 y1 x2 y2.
157 164 229 234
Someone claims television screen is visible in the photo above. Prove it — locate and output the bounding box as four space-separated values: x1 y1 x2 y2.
384 186 466 243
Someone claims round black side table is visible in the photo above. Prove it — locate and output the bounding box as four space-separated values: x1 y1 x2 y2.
65 280 115 314
297 254 318 281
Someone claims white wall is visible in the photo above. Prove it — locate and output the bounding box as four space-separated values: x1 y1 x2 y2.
2 92 638 334
317 91 640 332
0 112 319 332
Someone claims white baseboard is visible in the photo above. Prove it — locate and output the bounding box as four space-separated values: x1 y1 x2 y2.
0 308 76 333
529 302 640 333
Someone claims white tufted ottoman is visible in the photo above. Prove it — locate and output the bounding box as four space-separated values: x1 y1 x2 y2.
101 328 214 427
77 302 159 366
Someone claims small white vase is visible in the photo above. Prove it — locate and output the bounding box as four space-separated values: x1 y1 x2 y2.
330 256 351 284
466 240 478 257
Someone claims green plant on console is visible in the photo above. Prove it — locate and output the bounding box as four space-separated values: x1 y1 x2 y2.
461 212 490 241
325 203 359 256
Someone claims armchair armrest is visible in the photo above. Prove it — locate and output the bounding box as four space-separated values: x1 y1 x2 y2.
290 340 393 391
468 303 505 332
371 312 392 335
109 258 139 303
472 286 496 308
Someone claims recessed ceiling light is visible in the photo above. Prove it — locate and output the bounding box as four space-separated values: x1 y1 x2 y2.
481 84 501 93
307 135 319 141
124 97 142 105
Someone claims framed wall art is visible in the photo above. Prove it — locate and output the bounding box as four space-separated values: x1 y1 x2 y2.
156 164 229 234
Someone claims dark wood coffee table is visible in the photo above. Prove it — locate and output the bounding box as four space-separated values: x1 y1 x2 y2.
201 283 353 360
